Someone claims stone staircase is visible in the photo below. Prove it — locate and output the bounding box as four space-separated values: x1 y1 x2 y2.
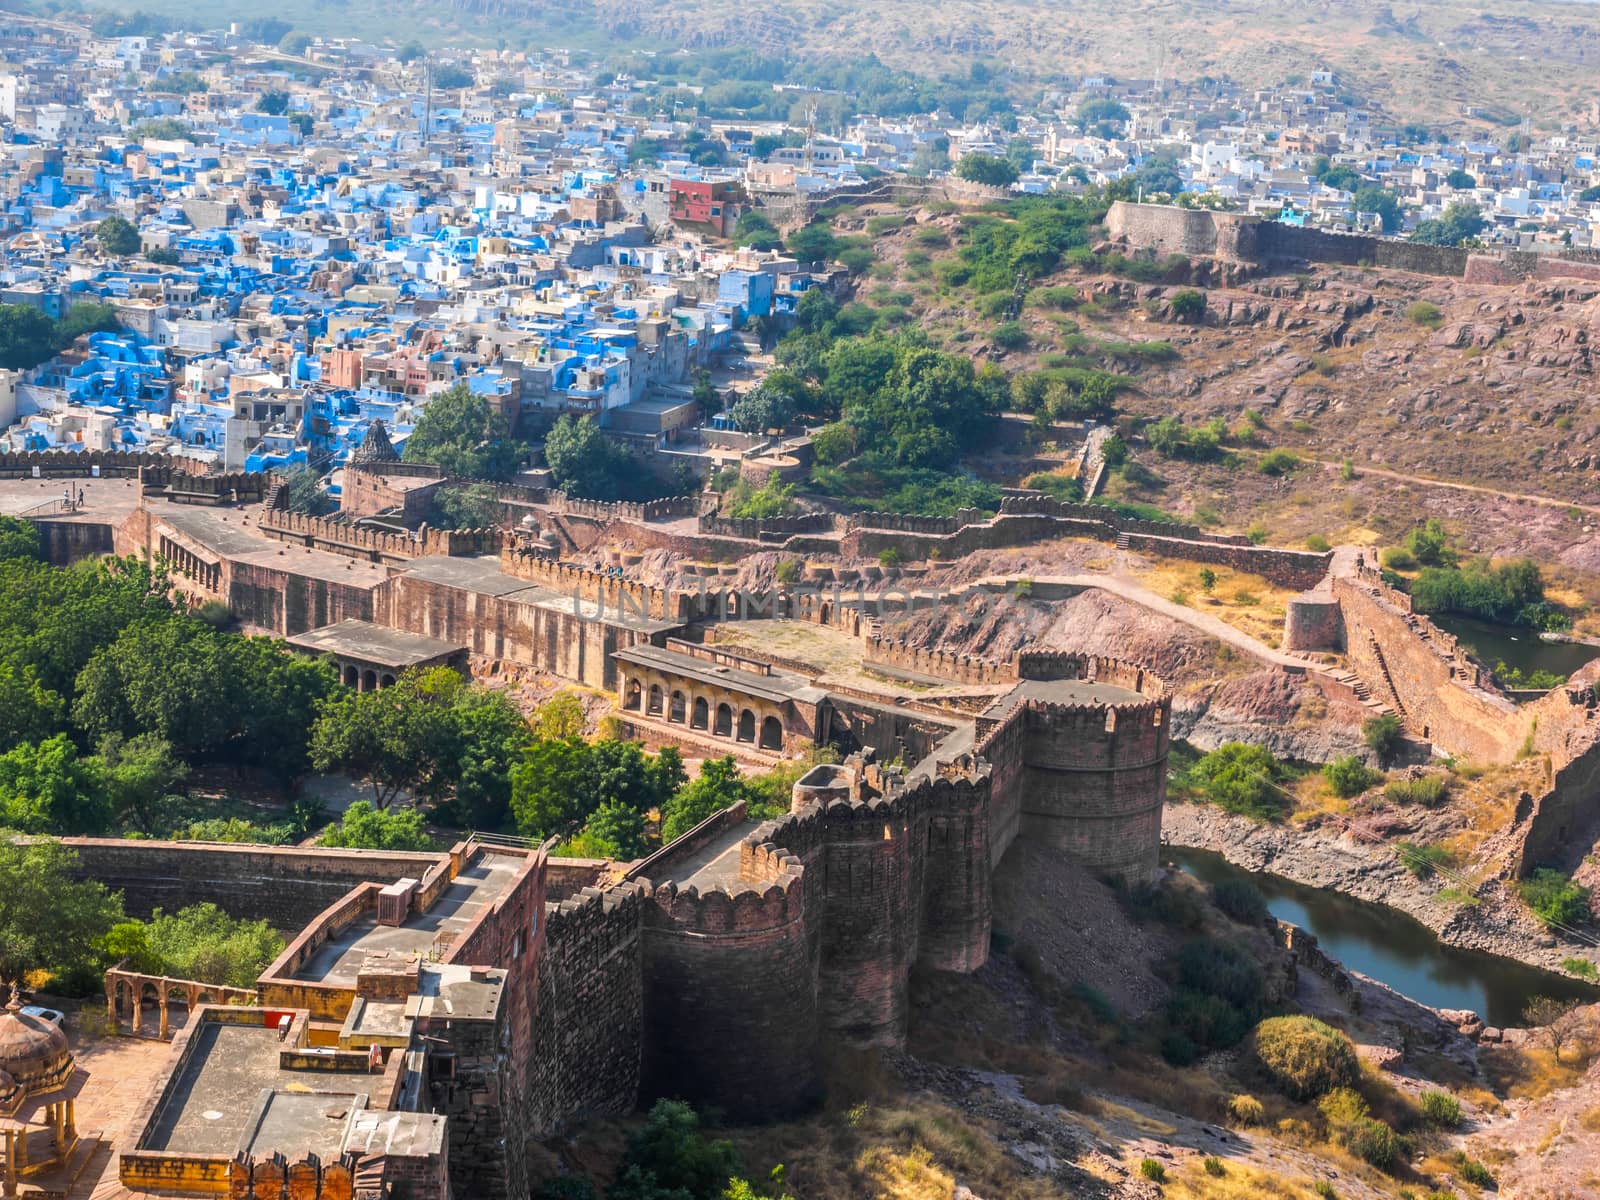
1364 631 1409 722
20 1131 104 1200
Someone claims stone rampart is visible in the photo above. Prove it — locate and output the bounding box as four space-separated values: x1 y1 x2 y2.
62 837 446 926
260 508 502 563
697 512 837 540
1332 562 1525 760
500 546 697 623
530 884 647 1130
638 842 817 1118
225 1153 362 1200
1106 200 1600 285
1119 532 1332 590
862 635 1015 685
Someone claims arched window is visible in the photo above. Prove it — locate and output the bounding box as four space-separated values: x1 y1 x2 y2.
737 709 756 743
759 715 783 751
647 684 664 715
624 679 642 711
714 703 733 737
691 697 709 729
669 690 686 723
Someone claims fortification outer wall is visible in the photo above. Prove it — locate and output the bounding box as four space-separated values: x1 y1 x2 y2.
1119 533 1331 590
530 884 647 1130
1283 593 1345 652
638 844 820 1118
1331 566 1526 761
62 837 447 926
259 509 501 564
1009 697 1169 885
31 518 114 564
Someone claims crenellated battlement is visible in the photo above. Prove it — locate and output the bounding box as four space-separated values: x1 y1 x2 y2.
260 507 503 562
227 1152 361 1200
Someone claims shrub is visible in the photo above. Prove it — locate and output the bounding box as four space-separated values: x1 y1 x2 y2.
1347 1117 1401 1169
1313 1183 1337 1200
1563 956 1598 979
1246 523 1268 545
1456 1157 1493 1187
1186 743 1293 821
1168 288 1207 323
1211 877 1268 925
991 320 1028 350
1518 868 1591 929
1306 533 1331 552
1202 1156 1225 1177
1177 938 1265 1014
1419 1089 1462 1127
1127 879 1205 929
1380 545 1418 571
1258 448 1302 476
1324 755 1382 799
1363 713 1405 763
1406 300 1442 328
1139 1158 1166 1182
1385 775 1448 807
1227 1093 1264 1125
877 547 902 569
1252 1016 1359 1100
1397 841 1454 881
1309 353 1336 377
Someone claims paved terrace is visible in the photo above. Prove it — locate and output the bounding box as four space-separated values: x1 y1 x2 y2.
292 855 522 985
141 1022 377 1157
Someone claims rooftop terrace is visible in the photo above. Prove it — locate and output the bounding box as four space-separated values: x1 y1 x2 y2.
291 854 522 986
141 1021 378 1158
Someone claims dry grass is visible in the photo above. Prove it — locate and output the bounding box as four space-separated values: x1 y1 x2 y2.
1482 1044 1590 1102
1159 1159 1334 1199
1127 558 1292 647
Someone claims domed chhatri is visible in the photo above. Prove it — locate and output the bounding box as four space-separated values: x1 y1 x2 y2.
0 988 72 1116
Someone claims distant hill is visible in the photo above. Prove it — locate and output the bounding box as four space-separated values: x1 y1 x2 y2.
62 0 1600 129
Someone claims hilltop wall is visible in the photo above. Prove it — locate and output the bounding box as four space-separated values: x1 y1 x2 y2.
1106 201 1600 285
260 509 502 563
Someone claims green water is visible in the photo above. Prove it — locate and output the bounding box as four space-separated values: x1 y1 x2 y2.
1431 613 1600 682
1169 846 1596 1026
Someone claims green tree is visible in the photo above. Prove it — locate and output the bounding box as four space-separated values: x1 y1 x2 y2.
732 210 781 251
0 304 60 370
429 483 502 529
510 738 681 840
1167 288 1206 323
0 838 123 990
278 31 312 55
1351 186 1402 232
321 800 432 851
0 517 40 562
660 756 746 843
53 303 122 347
0 664 63 754
397 41 426 63
1518 868 1591 930
1445 169 1476 190
1319 164 1361 190
256 90 290 116
532 691 587 740
142 902 284 987
543 413 626 499
284 466 332 515
1410 202 1486 246
612 1100 744 1200
0 734 113 834
96 216 141 257
954 153 1019 187
785 223 840 263
1323 755 1381 799
96 732 187 834
404 383 523 481
433 65 473 89
309 667 465 808
1363 713 1404 764
564 800 648 859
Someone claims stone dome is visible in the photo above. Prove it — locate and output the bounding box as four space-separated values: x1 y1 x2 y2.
0 998 71 1104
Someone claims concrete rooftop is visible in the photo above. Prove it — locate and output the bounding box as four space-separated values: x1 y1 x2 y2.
292 855 521 986
140 1022 379 1156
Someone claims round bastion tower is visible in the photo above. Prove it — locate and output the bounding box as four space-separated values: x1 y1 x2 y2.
998 654 1171 885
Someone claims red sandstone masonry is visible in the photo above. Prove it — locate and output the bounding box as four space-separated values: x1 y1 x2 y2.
260 508 502 562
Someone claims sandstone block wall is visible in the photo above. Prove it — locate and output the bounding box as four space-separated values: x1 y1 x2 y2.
1119 533 1331 590
1283 594 1345 652
639 845 820 1118
63 838 445 926
529 885 646 1129
1332 568 1526 761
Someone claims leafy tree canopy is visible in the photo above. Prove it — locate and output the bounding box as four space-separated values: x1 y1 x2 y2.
404 382 523 482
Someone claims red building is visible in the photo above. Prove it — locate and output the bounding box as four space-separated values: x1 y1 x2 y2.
668 179 740 235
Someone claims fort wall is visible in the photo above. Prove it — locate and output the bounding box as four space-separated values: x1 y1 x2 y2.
61 837 446 926
259 509 502 564
1331 563 1525 761
529 884 647 1130
1106 200 1600 285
